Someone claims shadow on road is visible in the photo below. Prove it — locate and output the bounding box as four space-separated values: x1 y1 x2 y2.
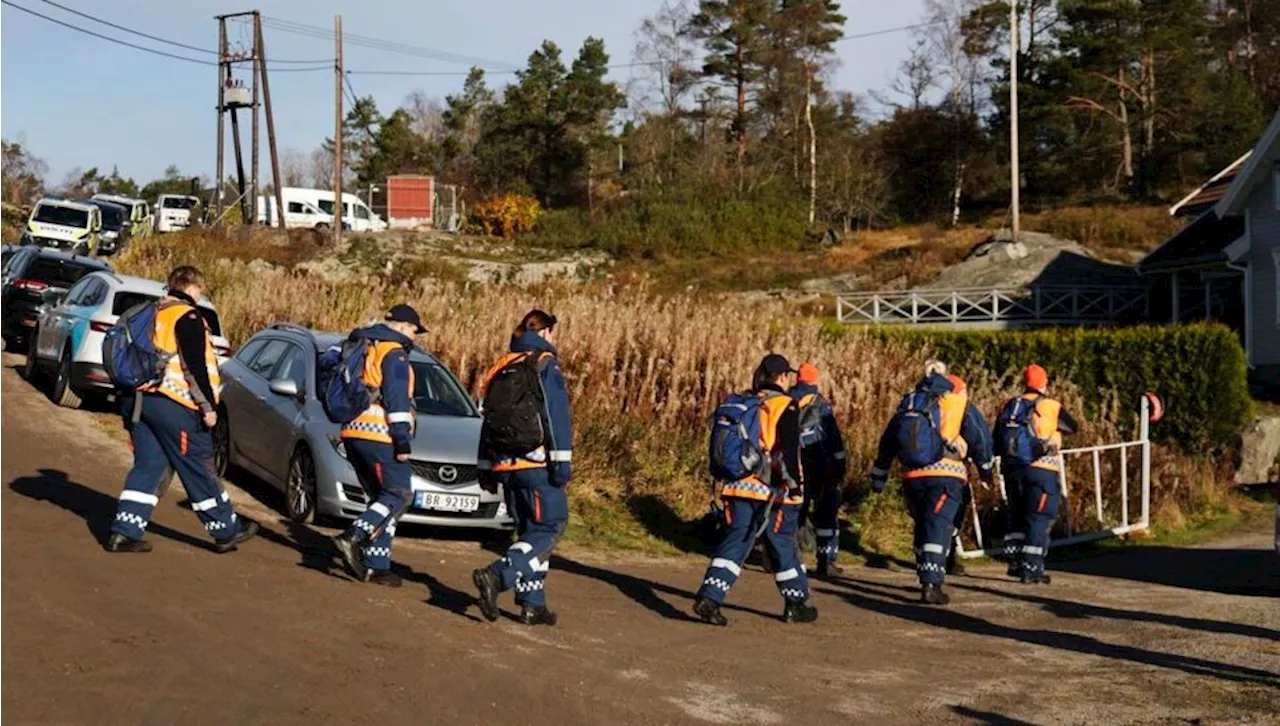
823 584 1280 689
1051 545 1279 597
268 520 483 622
556 555 786 622
950 705 1039 725
8 468 212 551
950 582 1280 643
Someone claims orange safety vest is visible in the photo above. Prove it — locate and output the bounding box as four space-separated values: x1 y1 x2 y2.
340 341 416 444
720 391 803 504
481 351 553 472
146 299 222 411
1023 393 1064 473
902 390 969 481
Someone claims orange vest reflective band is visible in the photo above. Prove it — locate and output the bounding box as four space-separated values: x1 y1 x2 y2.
341 341 416 444
146 299 221 411
482 351 554 472
903 391 969 481
720 392 803 503
1025 394 1063 472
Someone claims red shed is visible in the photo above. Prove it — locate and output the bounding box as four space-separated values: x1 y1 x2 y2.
386 175 435 229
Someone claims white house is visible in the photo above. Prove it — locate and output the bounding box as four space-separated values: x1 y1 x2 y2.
1140 109 1280 391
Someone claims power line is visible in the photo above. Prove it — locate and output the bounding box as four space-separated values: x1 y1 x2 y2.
345 20 949 77
29 0 330 64
3 0 214 65
256 15 521 71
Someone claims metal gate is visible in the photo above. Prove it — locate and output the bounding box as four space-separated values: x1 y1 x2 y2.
957 395 1153 558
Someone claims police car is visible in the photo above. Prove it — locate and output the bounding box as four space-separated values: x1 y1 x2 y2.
24 271 230 409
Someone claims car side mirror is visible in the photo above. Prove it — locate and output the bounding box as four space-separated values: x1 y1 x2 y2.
41 289 66 306
269 378 302 399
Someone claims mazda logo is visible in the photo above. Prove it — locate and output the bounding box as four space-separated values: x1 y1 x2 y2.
437 465 458 483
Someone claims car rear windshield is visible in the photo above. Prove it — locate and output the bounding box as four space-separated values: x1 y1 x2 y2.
25 258 99 287
161 197 198 210
199 307 223 337
111 292 222 336
33 204 89 228
112 292 159 316
411 361 477 417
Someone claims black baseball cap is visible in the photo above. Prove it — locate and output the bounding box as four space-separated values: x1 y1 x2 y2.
760 353 796 376
385 304 427 334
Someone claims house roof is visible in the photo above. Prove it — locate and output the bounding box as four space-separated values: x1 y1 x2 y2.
1168 151 1251 218
1214 108 1280 218
1137 209 1245 274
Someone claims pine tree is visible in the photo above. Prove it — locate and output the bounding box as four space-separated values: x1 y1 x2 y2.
685 0 775 185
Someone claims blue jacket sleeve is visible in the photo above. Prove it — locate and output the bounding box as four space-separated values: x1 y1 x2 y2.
962 402 995 480
872 417 897 480
539 355 573 486
380 348 415 455
821 402 848 482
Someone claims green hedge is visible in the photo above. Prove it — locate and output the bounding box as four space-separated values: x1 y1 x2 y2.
876 324 1253 453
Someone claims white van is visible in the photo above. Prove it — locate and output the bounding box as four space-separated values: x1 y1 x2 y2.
257 188 386 232
155 194 201 233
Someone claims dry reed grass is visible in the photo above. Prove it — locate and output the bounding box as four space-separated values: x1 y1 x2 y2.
113 231 1228 550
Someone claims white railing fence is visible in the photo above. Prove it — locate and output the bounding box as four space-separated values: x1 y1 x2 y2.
835 285 1150 327
957 395 1152 559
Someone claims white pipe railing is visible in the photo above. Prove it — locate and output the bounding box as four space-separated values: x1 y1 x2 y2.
957 395 1152 558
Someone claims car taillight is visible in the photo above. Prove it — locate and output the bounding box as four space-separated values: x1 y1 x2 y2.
90 321 112 333
13 279 48 292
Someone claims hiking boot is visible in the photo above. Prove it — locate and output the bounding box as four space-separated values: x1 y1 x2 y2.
519 605 558 626
472 567 501 622
921 583 951 605
104 533 152 553
332 527 370 581
782 600 819 624
815 561 845 579
1020 573 1052 585
693 596 728 627
367 570 403 588
213 518 260 554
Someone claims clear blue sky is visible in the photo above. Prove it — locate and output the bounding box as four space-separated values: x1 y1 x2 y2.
1 0 927 186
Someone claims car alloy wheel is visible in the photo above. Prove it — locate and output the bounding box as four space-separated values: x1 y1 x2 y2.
52 350 83 409
212 409 230 479
286 447 318 524
22 332 42 386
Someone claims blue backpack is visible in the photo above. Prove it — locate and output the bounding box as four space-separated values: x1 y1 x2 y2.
317 336 378 424
996 396 1046 466
797 393 829 449
102 301 170 390
708 392 769 482
892 390 946 469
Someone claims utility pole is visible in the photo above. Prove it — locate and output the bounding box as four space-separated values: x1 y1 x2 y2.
215 11 284 228
215 20 226 221
334 14 343 246
255 14 286 228
1009 0 1020 241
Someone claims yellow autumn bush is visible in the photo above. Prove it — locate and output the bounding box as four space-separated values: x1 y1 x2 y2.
469 193 542 239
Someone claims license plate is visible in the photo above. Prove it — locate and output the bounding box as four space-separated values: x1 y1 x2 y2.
414 492 480 513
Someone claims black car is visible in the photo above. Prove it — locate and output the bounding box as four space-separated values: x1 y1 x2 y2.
85 199 131 256
1 245 110 347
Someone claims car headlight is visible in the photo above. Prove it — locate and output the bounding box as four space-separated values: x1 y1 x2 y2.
329 435 348 459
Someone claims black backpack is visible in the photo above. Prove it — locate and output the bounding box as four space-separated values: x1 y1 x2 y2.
483 352 549 456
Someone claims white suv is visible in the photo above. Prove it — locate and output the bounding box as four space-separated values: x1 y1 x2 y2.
25 271 231 409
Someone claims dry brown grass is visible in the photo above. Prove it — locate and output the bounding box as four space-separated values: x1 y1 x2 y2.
113 231 1230 550
1017 205 1180 261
